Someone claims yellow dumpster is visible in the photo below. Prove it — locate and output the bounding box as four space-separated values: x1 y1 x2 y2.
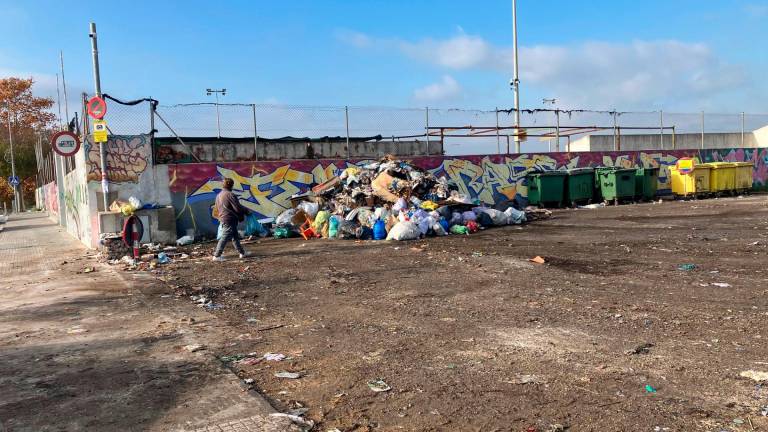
693 163 712 195
734 162 754 192
670 158 697 197
709 162 736 194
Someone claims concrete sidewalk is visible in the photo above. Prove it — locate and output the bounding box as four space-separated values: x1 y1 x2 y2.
0 213 296 432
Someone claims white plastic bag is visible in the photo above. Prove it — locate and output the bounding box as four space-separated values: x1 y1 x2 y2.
386 221 421 241
432 222 448 236
504 207 527 225
176 235 194 246
275 208 297 225
128 196 143 210
296 201 319 218
393 197 408 214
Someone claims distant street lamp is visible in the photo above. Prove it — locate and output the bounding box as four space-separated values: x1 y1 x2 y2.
206 88 226 138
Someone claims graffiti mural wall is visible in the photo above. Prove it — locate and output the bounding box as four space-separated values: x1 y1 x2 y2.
166 148 768 237
86 135 150 182
44 181 58 217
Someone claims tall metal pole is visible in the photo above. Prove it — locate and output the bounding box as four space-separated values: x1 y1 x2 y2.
252 104 259 161
612 111 618 151
344 105 350 159
60 51 70 126
555 109 560 152
214 92 221 138
495 107 500 154
424 106 430 155
659 110 664 150
6 103 20 213
55 73 63 129
89 22 110 212
700 110 705 149
511 0 521 153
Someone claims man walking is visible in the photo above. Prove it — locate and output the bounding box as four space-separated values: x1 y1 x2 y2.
212 178 252 261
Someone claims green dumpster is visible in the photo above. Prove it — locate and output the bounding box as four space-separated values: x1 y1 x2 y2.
635 167 660 201
596 167 636 204
565 168 595 206
526 171 567 208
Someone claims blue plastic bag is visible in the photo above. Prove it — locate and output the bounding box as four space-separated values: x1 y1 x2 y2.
245 213 268 237
328 216 340 238
373 220 387 240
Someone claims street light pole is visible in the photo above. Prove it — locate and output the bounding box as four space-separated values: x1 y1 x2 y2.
89 22 110 212
511 0 521 153
5 102 19 213
206 88 226 138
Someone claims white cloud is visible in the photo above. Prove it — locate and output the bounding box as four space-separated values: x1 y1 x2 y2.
412 75 462 103
340 31 755 110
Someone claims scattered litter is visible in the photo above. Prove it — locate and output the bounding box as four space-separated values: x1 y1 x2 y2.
258 324 285 332
184 344 205 352
514 374 541 385
263 353 287 361
204 303 223 310
740 370 768 382
529 256 546 264
157 252 170 264
367 379 392 392
579 203 606 209
269 413 314 430
749 241 761 246
677 264 696 271
176 235 194 246
236 357 261 366
645 384 657 393
82 266 95 273
243 378 255 384
66 327 88 334
711 282 732 288
220 354 254 363
761 405 768 416
286 408 309 417
733 418 745 425
246 317 259 323
275 371 302 379
625 342 654 355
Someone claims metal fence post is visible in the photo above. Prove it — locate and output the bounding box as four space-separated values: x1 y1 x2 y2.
424 106 430 155
252 104 259 161
700 111 705 149
555 109 560 152
345 105 350 159
148 98 155 166
659 110 664 150
495 107 500 155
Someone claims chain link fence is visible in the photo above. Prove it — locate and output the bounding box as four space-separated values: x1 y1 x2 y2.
91 97 768 156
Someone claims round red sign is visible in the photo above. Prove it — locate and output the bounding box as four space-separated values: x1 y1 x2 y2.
87 96 108 119
51 131 81 157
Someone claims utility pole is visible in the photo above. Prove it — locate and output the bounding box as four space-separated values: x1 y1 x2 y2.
90 22 110 212
60 51 70 127
206 88 226 138
511 0 521 153
6 102 19 213
56 73 64 129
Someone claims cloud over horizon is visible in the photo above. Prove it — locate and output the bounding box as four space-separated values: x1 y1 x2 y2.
339 30 755 110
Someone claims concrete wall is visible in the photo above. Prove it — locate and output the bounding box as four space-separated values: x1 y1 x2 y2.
166 147 768 239
571 132 760 151
155 139 444 164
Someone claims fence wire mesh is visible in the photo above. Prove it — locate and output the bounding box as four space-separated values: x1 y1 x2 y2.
93 98 768 156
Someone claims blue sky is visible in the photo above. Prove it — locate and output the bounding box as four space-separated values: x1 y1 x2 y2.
1 0 768 113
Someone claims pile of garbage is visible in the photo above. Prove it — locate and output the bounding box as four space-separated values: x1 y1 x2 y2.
252 156 550 242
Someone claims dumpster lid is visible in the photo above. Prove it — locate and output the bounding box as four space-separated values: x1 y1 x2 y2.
710 162 736 168
567 167 594 174
597 166 636 173
529 170 567 176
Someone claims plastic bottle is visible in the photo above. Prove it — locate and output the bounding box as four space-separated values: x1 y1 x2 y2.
373 220 387 240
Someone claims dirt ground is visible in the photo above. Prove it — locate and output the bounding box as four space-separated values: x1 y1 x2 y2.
158 195 768 431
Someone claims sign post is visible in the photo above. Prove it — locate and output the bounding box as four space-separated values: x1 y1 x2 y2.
51 131 81 157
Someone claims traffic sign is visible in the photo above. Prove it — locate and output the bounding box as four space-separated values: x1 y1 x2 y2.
50 130 81 157
92 119 109 143
8 176 19 187
86 96 108 119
